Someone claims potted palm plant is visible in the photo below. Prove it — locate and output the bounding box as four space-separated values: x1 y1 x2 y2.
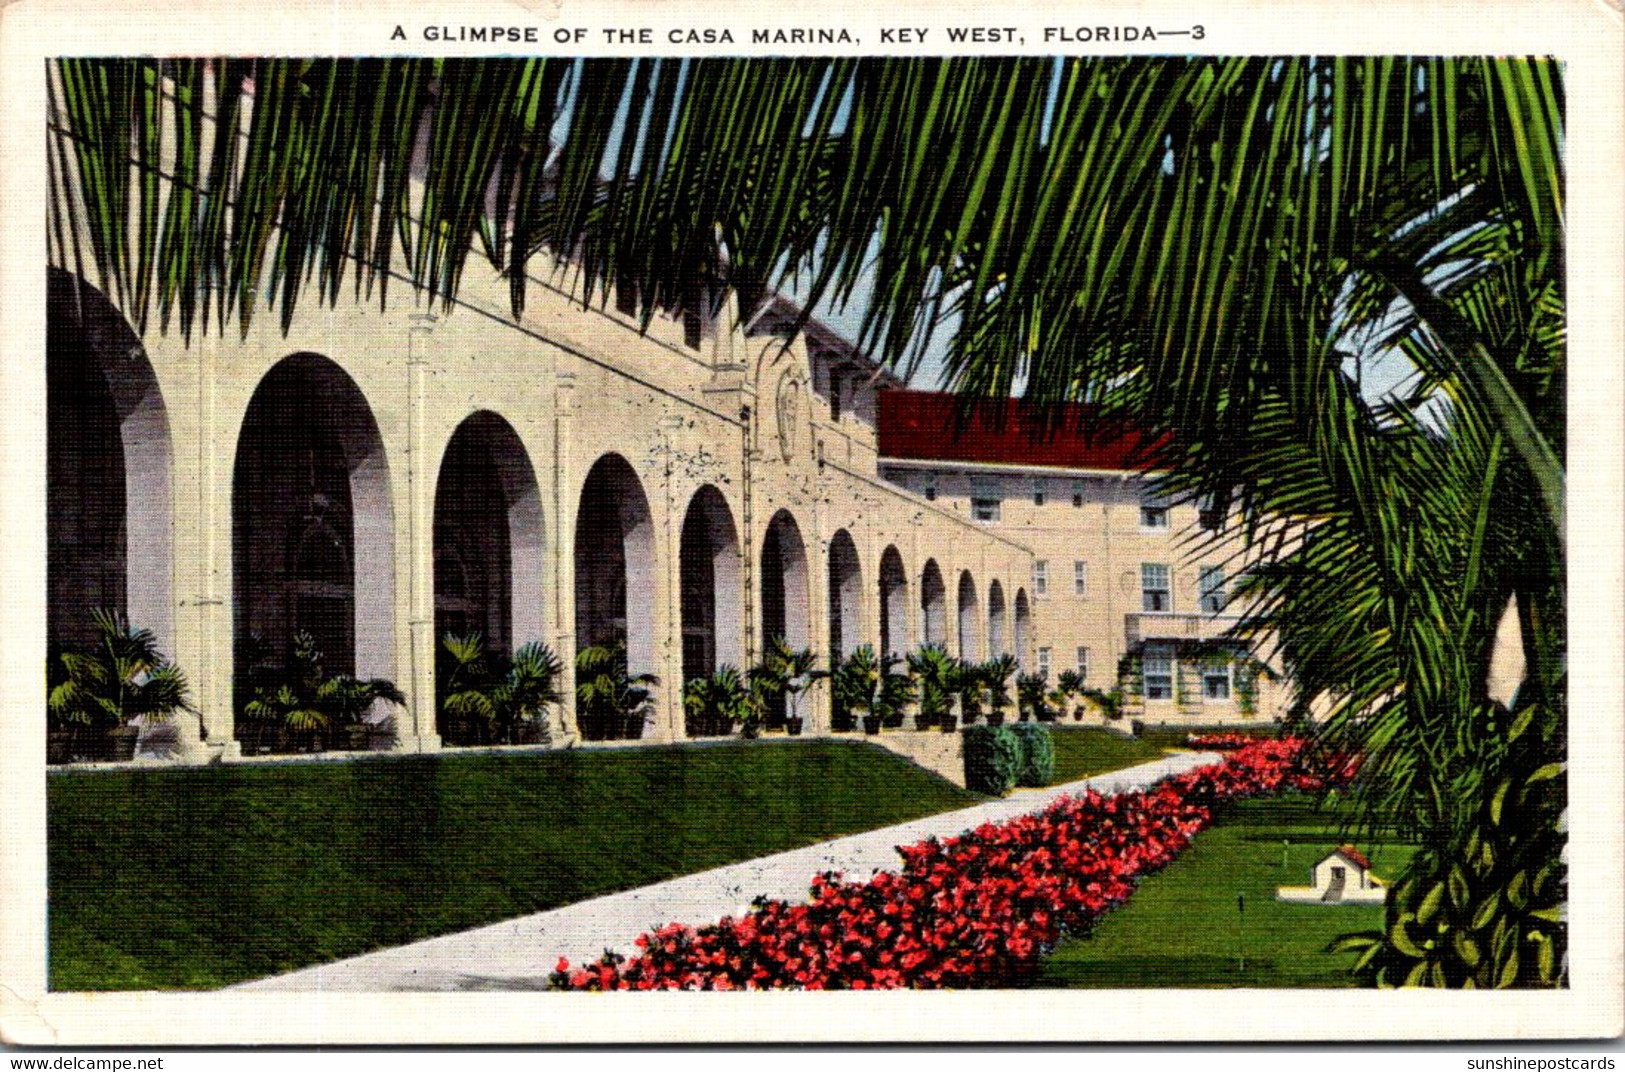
1054 669 1086 722
244 632 406 752
1016 671 1048 722
47 610 193 762
574 643 658 741
981 654 1018 726
763 638 819 736
874 654 915 730
907 644 958 733
440 634 565 746
833 645 882 734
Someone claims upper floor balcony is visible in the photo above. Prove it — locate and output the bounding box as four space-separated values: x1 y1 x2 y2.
1124 611 1242 647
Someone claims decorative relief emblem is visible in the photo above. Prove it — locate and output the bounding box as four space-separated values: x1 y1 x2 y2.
776 375 802 462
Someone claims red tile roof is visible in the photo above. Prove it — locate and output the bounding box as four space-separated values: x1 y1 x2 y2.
1334 845 1372 871
878 391 1166 472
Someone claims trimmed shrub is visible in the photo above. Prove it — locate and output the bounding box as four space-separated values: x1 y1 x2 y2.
1009 722 1055 787
961 724 1022 795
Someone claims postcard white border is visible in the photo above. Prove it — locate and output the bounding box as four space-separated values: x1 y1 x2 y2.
1 0 1620 1046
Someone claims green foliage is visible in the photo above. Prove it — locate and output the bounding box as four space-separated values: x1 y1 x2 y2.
1016 671 1050 722
1329 699 1566 988
962 724 1022 796
1008 722 1055 787
979 653 1018 721
906 644 959 729
574 643 658 742
242 632 403 751
831 645 904 730
762 637 819 727
438 633 564 746
48 610 192 734
1080 687 1127 722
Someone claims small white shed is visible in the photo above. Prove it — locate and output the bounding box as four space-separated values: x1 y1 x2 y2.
1276 845 1388 905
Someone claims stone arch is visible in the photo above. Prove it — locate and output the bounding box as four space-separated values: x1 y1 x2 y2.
233 352 396 710
957 571 982 662
1014 587 1032 672
433 411 544 656
878 545 909 658
574 452 657 689
47 270 174 658
679 484 744 688
760 509 810 652
988 580 1008 657
920 559 947 647
827 529 862 660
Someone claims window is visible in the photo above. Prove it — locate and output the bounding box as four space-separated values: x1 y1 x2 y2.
1143 650 1173 700
1141 563 1171 612
1037 646 1051 681
1033 483 1046 506
1140 494 1170 530
1199 494 1224 531
1072 493 1084 508
1202 661 1233 701
1033 560 1048 596
1075 646 1089 681
829 373 843 422
1199 566 1227 613
924 483 937 502
1073 560 1088 596
971 497 1001 522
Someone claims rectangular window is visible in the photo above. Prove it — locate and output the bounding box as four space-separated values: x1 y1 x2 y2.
829 373 843 422
1033 483 1046 506
1202 662 1232 701
1072 493 1084 508
1073 560 1088 596
1141 563 1171 612
924 483 937 502
1033 560 1048 596
1199 566 1227 613
1140 494 1170 530
971 497 1001 522
1075 646 1089 681
1198 493 1223 532
1037 647 1051 681
1143 651 1173 700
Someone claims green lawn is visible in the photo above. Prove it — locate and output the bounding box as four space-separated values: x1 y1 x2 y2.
1047 726 1169 785
48 739 980 990
1031 796 1417 988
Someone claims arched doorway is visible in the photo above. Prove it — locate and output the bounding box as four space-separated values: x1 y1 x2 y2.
47 271 174 658
760 510 810 730
233 353 396 736
1014 588 1032 671
434 412 543 654
827 529 862 661
574 453 657 739
760 509 810 651
878 545 909 658
433 412 544 745
679 484 743 695
920 559 947 647
988 580 1008 657
957 571 981 662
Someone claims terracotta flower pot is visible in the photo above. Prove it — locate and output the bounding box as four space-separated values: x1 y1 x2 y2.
104 725 139 762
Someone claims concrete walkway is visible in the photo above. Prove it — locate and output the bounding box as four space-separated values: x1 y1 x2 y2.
235 750 1217 992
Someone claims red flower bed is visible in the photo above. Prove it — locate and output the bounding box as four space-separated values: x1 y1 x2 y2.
551 738 1342 991
1185 731 1259 751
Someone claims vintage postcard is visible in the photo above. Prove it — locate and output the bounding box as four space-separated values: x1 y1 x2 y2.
1 0 1621 1047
